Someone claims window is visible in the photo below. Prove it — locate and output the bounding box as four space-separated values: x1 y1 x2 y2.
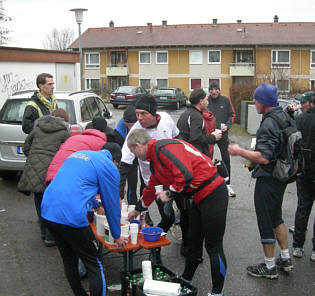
189 50 202 64
208 50 221 64
190 78 201 90
310 79 315 90
86 97 102 118
156 51 168 64
85 52 100 69
156 79 168 88
234 51 253 63
272 50 290 68
276 79 290 93
311 51 315 68
140 79 151 90
110 51 127 66
86 79 100 91
139 51 151 64
80 99 93 122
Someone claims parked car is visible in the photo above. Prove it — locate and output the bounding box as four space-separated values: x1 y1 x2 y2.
152 88 188 110
110 86 148 109
0 90 113 179
278 97 302 117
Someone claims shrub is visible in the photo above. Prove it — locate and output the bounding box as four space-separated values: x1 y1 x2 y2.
229 84 257 124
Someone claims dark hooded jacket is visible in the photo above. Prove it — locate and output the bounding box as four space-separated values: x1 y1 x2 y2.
18 116 70 193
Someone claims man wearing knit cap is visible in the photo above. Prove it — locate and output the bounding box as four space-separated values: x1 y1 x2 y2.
228 82 294 279
120 94 179 263
207 82 236 197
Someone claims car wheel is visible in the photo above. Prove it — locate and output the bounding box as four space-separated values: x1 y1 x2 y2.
0 170 18 180
175 102 180 110
113 104 119 109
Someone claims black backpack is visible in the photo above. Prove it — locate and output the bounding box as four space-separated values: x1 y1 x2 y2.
264 113 303 183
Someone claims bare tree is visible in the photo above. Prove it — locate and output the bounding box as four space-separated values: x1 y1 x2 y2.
43 27 74 51
0 0 12 45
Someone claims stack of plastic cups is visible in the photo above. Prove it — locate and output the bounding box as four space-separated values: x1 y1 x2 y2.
121 202 128 224
130 223 139 244
142 260 153 280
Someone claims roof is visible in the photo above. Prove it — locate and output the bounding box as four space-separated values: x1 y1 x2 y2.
69 22 315 49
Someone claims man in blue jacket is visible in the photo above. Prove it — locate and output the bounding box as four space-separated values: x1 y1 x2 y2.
41 144 128 296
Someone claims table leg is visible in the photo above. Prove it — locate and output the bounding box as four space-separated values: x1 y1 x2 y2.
151 248 157 266
123 251 127 272
128 250 134 271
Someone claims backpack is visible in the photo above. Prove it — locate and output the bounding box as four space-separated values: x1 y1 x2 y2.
264 113 303 183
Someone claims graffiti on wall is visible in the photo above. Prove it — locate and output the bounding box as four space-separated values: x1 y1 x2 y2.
0 72 34 97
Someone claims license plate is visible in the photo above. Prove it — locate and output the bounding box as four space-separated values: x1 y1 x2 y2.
17 146 24 154
117 95 125 99
159 96 167 100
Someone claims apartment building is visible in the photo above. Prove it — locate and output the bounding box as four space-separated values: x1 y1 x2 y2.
69 17 315 97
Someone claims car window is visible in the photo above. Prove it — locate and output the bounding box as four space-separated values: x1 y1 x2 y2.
86 97 102 118
80 99 93 122
154 89 174 96
95 97 110 118
56 99 76 125
117 86 134 93
0 99 28 123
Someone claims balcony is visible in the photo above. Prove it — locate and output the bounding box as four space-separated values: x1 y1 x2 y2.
229 63 255 77
106 64 129 76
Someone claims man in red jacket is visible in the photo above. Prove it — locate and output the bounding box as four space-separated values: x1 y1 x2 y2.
127 129 229 296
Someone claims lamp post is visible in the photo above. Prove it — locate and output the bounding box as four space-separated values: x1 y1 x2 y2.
70 8 87 91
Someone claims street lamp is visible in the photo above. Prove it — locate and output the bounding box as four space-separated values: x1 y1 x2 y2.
70 8 88 91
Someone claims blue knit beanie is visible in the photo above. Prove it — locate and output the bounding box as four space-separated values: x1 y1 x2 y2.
253 83 278 107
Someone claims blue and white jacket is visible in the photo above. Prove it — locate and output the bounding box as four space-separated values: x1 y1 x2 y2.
41 150 121 239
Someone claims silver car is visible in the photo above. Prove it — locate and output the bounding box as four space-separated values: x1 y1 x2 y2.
0 90 113 179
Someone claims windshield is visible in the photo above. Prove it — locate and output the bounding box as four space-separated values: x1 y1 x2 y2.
116 86 135 93
0 98 76 125
0 99 28 123
154 89 174 96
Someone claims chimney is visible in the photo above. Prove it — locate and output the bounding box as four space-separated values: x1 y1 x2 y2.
212 18 218 26
147 22 153 32
109 20 114 28
162 20 167 27
237 20 242 23
274 15 279 23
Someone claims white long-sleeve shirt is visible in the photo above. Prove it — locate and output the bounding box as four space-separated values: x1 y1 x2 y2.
121 112 179 185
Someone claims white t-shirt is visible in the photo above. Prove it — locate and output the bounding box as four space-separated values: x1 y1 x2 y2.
121 112 179 185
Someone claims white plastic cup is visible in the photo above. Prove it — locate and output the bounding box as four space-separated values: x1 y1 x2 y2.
128 205 136 212
130 223 139 233
121 211 128 224
142 260 153 280
130 232 138 244
121 204 128 213
121 222 130 237
221 123 226 130
215 129 221 133
154 185 163 193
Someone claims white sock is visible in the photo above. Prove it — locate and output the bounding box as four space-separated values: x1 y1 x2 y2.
280 249 290 260
264 256 275 269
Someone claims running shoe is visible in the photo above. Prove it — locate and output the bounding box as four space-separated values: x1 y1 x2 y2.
292 247 304 258
276 256 294 272
310 251 315 262
247 262 279 279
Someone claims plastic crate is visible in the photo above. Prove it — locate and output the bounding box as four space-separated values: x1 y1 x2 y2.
121 264 197 296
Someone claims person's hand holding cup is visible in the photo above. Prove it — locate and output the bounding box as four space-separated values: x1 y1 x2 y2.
220 123 227 132
212 129 222 141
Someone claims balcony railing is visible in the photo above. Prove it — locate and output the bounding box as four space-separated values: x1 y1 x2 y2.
229 63 255 76
106 64 129 76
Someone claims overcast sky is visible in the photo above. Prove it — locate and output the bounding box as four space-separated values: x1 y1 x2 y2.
2 0 315 49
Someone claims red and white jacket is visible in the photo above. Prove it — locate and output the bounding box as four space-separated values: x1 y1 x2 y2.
142 138 224 206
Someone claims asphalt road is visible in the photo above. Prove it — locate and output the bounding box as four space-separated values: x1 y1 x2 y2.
0 103 314 296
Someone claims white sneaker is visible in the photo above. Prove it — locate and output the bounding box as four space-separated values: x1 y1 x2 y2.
293 247 304 258
288 226 295 233
227 185 236 197
311 251 315 262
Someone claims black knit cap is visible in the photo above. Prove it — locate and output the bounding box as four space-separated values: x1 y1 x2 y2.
135 94 157 116
92 117 107 132
102 142 122 163
123 106 137 123
189 88 206 105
